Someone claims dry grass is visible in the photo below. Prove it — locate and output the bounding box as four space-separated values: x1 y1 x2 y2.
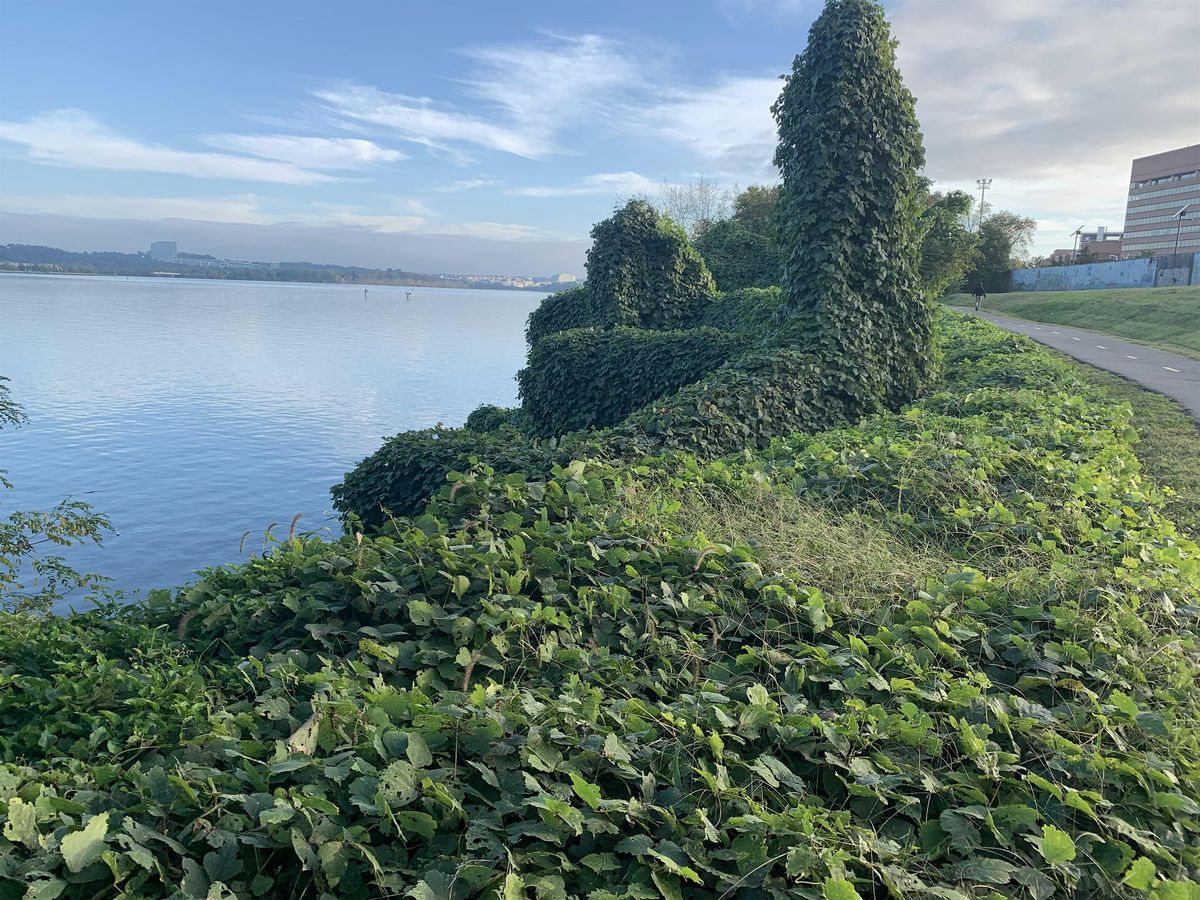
633 481 954 616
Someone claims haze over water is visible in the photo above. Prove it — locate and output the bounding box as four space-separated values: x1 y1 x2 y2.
0 273 542 605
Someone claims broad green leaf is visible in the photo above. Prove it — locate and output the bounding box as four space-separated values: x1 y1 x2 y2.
406 732 433 769
2 797 38 849
1038 825 1077 864
823 878 862 900
60 812 109 874
1123 857 1157 891
569 772 603 809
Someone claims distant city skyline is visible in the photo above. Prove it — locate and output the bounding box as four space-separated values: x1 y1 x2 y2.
1 0 1197 269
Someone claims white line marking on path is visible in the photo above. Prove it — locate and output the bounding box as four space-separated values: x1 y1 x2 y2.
1163 366 1181 373
1097 345 1107 350
1051 331 1061 334
1072 337 1081 341
1126 355 1138 360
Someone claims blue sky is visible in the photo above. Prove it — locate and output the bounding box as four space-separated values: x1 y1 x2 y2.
2 0 1198 275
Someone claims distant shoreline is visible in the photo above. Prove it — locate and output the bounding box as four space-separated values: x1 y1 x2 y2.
0 265 557 293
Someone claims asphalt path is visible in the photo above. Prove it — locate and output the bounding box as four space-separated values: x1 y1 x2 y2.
953 307 1200 421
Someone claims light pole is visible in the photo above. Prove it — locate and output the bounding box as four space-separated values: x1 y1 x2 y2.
1069 226 1084 265
976 178 992 231
1172 204 1194 258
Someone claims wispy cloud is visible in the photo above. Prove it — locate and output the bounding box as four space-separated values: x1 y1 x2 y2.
0 190 568 242
0 192 274 224
637 76 781 179
316 34 644 160
202 134 406 168
0 110 338 184
434 178 501 192
508 171 658 198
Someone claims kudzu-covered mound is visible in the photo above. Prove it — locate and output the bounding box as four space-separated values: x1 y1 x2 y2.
4 316 1199 898
518 326 750 436
694 219 783 291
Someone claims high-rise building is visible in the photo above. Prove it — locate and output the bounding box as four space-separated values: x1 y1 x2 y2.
149 241 177 260
1121 145 1200 258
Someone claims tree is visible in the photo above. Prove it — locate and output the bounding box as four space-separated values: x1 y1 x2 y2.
773 0 930 414
586 199 715 330
731 184 781 243
653 177 731 239
694 219 783 290
0 377 114 613
962 211 1037 292
918 188 979 297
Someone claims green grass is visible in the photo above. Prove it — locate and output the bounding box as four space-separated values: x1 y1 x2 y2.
1071 363 1200 536
943 285 1200 359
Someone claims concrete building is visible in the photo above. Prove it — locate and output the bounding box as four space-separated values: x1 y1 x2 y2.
1121 145 1200 257
1047 227 1123 264
553 273 577 283
149 241 177 260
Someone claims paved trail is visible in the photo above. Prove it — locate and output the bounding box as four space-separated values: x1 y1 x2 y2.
954 308 1200 421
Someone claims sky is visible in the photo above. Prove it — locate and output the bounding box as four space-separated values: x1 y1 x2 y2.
1 0 1198 276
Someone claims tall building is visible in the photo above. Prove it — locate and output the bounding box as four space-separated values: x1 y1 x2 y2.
149 241 177 260
1121 145 1200 257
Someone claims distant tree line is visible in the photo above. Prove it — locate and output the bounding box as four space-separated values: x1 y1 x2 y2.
0 244 548 291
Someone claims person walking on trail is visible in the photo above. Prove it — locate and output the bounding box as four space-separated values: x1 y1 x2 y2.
972 282 986 311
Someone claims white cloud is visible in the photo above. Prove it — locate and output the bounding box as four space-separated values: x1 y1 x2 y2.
890 0 1200 255
203 134 406 168
637 76 781 179
316 34 644 159
0 191 567 242
508 171 658 197
0 110 338 184
892 0 1200 184
0 192 273 224
434 178 501 192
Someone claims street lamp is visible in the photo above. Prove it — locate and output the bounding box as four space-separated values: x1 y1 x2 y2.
976 178 992 231
1172 204 1195 258
1069 226 1084 265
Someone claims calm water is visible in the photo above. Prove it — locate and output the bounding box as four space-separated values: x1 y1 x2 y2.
0 274 542 605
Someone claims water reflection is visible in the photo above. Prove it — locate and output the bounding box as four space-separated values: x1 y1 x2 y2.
0 274 542 603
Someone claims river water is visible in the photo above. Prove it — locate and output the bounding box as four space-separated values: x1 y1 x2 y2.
0 274 542 605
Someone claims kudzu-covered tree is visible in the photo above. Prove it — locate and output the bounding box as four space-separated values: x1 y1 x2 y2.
773 0 931 413
586 199 715 331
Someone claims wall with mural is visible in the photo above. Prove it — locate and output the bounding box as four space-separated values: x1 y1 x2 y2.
1009 254 1200 292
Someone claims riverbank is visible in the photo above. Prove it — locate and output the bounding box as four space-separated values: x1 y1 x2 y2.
4 311 1197 896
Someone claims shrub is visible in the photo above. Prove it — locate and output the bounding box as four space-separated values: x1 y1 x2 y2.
524 284 599 348
586 199 715 330
463 404 531 433
695 285 786 335
773 0 931 413
518 326 749 435
694 218 783 290
330 426 553 527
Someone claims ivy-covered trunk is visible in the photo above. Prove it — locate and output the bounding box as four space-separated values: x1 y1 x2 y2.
773 0 932 415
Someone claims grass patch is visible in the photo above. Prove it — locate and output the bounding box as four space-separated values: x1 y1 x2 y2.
638 481 954 617
944 285 1200 359
1073 363 1200 535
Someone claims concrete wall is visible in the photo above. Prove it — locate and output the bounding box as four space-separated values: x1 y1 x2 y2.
1010 257 1157 292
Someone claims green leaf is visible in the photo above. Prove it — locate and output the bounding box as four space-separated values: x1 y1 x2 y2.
503 873 527 900
2 797 39 849
22 879 66 900
1123 857 1157 891
1038 825 1077 865
569 772 603 810
406 732 433 768
59 811 109 873
823 878 862 900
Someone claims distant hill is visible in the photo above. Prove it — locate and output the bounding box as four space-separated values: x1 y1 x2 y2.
0 244 550 290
